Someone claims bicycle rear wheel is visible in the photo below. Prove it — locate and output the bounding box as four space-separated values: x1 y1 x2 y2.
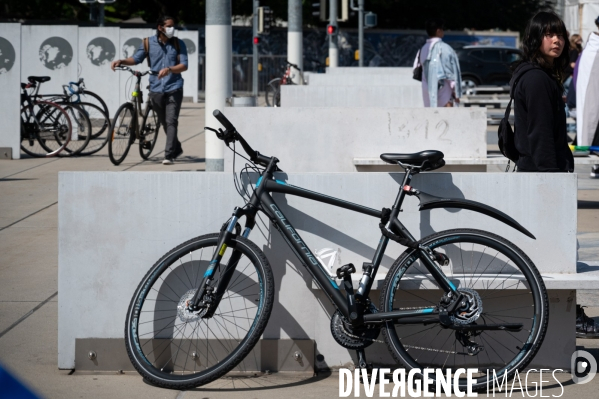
57 104 92 156
380 229 548 392
77 102 111 156
125 233 274 389
109 103 135 165
265 79 281 107
139 104 160 160
20 101 71 157
80 90 109 121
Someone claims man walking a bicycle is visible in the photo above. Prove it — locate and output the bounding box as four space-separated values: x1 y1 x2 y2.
111 15 188 165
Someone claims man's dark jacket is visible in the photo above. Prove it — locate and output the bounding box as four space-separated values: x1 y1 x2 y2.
510 62 574 172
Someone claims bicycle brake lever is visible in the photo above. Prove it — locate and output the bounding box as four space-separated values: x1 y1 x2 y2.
204 126 223 139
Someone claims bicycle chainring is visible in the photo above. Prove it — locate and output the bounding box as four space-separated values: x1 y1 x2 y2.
330 304 381 350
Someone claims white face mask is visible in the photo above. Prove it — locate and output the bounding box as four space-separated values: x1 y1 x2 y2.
164 26 175 39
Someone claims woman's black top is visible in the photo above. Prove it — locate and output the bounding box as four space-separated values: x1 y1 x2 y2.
511 62 574 172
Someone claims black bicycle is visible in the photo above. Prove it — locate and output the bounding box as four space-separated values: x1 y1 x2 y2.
109 67 160 165
20 76 72 157
125 110 548 391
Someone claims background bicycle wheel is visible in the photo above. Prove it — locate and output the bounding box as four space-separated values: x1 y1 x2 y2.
77 102 111 156
55 104 92 156
20 102 71 157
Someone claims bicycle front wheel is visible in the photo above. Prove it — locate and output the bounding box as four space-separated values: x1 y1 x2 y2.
109 103 135 165
125 233 274 389
139 104 160 160
20 101 72 157
380 229 548 392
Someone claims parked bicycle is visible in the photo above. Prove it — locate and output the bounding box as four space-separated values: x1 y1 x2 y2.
20 76 72 157
62 78 111 156
124 109 548 391
109 67 161 165
265 60 305 107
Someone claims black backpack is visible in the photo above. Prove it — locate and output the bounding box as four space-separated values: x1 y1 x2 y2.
497 69 533 168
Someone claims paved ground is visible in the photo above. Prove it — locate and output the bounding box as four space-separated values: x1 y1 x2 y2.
1 102 599 398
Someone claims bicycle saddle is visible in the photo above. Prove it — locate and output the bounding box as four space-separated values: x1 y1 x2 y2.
28 76 51 83
380 150 445 171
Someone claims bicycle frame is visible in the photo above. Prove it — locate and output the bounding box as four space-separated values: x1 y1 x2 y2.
189 161 460 327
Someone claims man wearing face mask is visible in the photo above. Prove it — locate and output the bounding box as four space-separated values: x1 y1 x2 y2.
111 15 189 165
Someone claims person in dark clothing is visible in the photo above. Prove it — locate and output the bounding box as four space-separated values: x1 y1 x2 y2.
513 12 598 339
510 11 574 173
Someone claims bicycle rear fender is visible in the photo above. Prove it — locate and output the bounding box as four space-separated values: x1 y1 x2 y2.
417 191 536 239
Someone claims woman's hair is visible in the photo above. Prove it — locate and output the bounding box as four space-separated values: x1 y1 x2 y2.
425 19 445 37
520 11 569 84
569 34 582 51
156 15 175 35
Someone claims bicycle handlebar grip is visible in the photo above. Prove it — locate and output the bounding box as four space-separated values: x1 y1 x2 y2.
213 109 236 132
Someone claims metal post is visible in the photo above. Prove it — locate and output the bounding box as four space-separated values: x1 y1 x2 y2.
90 3 98 23
205 0 232 172
288 0 303 83
252 0 259 96
98 4 105 27
358 0 364 67
329 0 338 67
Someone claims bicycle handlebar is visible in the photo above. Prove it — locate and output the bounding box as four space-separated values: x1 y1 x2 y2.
285 60 301 71
210 109 273 168
115 66 158 76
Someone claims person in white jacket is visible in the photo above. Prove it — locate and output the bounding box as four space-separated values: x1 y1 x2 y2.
576 16 599 177
414 19 462 107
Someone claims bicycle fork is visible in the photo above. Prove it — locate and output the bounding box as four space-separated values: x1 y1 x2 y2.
187 207 250 317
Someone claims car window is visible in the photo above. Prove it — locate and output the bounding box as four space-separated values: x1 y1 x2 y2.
469 49 502 63
504 51 522 63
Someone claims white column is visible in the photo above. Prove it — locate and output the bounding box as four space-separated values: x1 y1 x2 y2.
205 0 232 172
288 0 303 84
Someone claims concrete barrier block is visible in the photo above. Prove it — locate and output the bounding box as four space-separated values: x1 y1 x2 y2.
0 23 21 159
308 73 420 87
325 67 413 75
58 172 576 370
281 85 423 108
222 107 487 172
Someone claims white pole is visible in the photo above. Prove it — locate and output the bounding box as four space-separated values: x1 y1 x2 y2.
329 0 339 67
288 0 303 84
205 0 232 171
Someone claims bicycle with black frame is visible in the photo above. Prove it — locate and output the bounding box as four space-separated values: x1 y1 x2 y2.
124 110 548 391
20 76 72 157
109 66 161 165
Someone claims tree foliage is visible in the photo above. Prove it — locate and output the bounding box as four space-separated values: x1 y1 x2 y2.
2 0 555 33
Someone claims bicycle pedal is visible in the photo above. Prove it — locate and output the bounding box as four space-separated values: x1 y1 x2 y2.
336 263 356 279
141 141 152 149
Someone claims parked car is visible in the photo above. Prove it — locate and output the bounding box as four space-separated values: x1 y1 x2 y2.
455 46 522 92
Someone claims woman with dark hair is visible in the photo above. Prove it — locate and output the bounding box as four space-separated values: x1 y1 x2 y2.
510 11 573 173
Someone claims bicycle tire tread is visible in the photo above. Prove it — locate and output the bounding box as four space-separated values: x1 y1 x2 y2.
124 233 274 390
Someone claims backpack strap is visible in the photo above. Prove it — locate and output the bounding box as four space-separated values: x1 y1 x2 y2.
143 37 151 68
145 36 181 68
174 38 181 65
